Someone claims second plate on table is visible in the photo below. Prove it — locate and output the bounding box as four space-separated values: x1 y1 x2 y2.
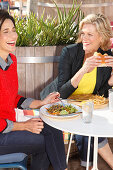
67 94 108 109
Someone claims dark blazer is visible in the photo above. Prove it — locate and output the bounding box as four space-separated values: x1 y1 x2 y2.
58 43 113 98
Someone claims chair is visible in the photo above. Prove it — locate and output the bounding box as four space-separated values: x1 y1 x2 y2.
0 153 28 170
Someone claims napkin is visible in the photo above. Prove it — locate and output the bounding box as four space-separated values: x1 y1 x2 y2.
15 108 39 122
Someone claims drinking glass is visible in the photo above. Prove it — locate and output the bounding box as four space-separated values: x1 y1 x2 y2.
82 101 94 123
109 89 113 111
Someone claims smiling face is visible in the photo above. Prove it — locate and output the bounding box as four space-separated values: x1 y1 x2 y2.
0 19 18 57
81 24 102 55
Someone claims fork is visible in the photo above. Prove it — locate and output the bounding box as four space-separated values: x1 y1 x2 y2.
52 91 66 106
57 97 65 106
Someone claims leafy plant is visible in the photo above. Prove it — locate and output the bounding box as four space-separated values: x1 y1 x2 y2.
15 0 84 46
15 13 40 46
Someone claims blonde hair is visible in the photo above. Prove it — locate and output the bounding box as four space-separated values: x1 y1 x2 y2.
77 13 113 51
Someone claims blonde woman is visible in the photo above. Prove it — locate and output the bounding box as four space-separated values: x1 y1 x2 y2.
58 13 113 169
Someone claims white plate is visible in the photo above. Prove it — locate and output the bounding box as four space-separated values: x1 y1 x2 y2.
39 102 82 119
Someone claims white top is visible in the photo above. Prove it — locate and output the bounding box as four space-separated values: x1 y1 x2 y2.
40 106 113 138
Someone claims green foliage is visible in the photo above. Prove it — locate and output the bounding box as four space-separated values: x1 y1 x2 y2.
15 13 39 46
15 0 84 46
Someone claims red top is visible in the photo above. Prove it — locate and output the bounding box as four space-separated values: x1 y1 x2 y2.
0 53 22 132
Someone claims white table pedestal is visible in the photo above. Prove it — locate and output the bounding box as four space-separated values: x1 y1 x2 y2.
67 135 98 170
92 137 99 170
86 136 91 170
66 133 73 164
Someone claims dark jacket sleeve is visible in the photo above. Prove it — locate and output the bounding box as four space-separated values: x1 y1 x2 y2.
58 46 75 98
98 83 112 98
58 44 84 99
94 48 113 97
40 77 58 100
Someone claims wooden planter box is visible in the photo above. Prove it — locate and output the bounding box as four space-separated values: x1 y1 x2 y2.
14 46 64 99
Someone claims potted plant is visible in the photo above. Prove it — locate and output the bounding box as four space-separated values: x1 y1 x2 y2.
14 0 84 99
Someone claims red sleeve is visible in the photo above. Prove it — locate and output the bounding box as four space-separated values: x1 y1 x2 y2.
14 94 23 108
0 119 7 132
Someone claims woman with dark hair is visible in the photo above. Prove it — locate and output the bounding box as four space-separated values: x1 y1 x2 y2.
0 9 67 170
58 13 113 169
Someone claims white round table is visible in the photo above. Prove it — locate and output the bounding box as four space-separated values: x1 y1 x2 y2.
40 106 113 170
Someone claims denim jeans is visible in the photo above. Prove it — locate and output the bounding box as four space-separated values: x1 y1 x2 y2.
0 123 67 170
74 134 107 167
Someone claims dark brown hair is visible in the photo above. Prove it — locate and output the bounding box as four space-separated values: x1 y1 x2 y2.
0 9 15 30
